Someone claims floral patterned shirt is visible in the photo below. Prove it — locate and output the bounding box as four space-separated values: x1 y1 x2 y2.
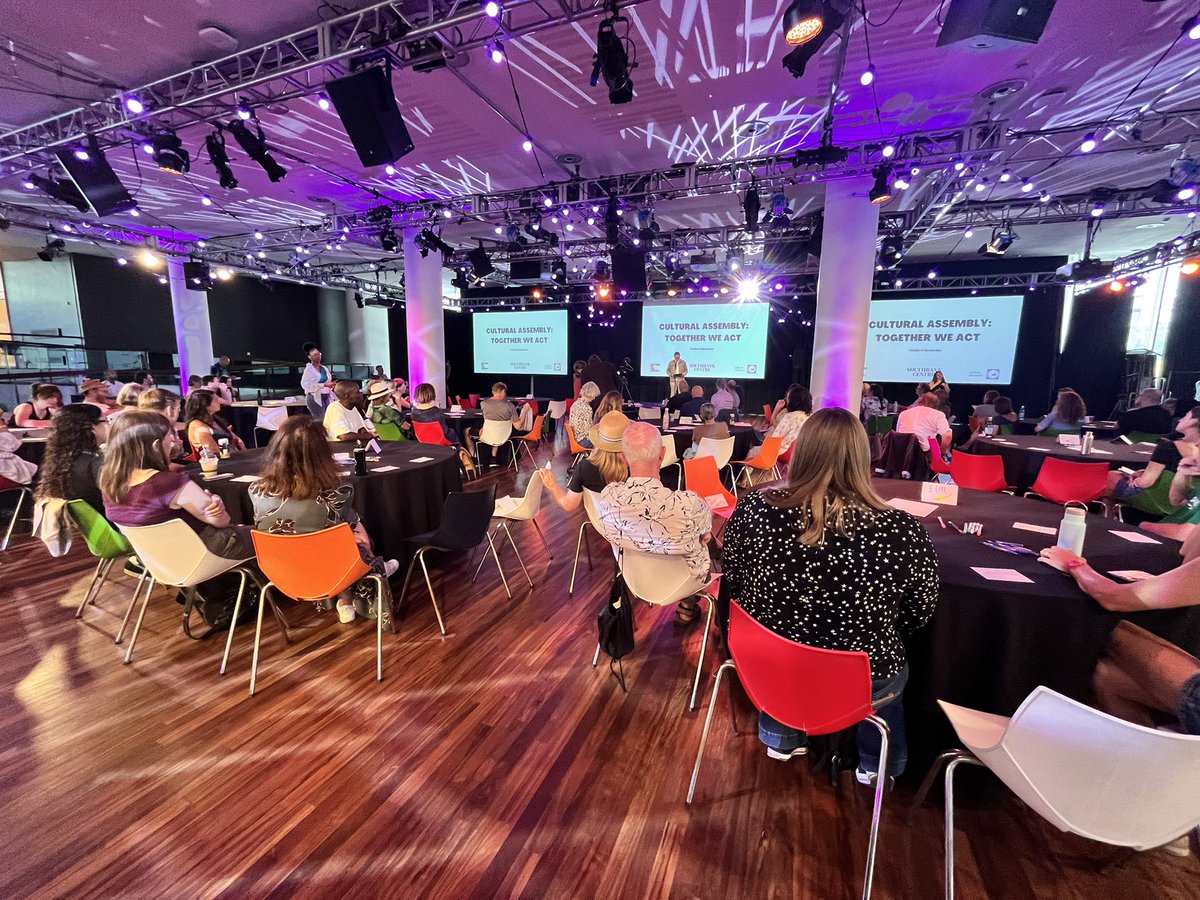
249 483 359 535
597 477 713 582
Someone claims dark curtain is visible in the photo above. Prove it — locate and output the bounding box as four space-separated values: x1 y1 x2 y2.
1165 276 1200 406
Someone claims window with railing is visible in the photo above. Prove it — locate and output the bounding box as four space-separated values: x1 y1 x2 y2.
1126 263 1181 367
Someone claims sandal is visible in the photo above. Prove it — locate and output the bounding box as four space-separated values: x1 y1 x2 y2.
675 598 700 625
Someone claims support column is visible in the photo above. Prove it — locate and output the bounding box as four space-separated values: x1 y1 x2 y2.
403 227 447 404
810 176 881 412
168 256 213 390
344 288 391 372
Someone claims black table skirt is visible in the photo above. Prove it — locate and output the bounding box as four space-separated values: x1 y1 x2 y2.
225 403 309 446
16 437 47 467
873 480 1200 766
665 424 756 461
190 442 462 563
966 434 1156 492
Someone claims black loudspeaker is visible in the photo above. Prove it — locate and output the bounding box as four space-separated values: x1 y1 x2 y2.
55 143 136 216
325 66 415 167
468 246 495 278
611 247 647 293
183 262 213 291
509 257 543 281
937 0 1058 49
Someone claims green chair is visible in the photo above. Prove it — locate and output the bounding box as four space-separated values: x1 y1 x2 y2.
1126 431 1167 445
995 423 1014 436
66 500 146 625
374 420 405 442
1123 470 1183 519
1040 428 1075 438
866 415 896 437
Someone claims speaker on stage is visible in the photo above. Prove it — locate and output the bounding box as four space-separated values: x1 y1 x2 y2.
325 65 415 168
54 139 136 217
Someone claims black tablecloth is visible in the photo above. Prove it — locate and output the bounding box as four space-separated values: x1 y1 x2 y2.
873 480 1200 765
967 434 1155 492
225 402 309 445
14 434 48 467
664 423 756 461
189 442 462 563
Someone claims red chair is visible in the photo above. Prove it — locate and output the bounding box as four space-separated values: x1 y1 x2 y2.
762 403 774 426
413 420 454 447
949 451 1010 492
687 601 891 898
927 436 952 476
682 455 736 526
0 475 33 551
1025 457 1110 507
469 393 481 409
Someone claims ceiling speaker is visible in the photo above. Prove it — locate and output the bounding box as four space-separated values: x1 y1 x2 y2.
325 65 415 168
937 0 1058 50
54 143 136 216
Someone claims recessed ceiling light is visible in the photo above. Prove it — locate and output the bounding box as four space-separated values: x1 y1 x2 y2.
1134 222 1168 229
737 120 770 138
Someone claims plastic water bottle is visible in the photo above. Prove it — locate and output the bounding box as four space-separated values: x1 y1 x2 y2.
662 408 669 432
1019 405 1026 420
1056 507 1087 556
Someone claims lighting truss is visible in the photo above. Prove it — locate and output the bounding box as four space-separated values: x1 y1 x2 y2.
0 0 656 166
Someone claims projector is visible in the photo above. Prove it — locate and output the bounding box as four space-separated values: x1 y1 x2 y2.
1057 258 1113 282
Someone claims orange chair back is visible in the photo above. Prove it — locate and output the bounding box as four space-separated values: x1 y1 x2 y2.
567 423 588 456
683 455 735 517
950 451 1009 492
743 435 782 470
517 415 545 442
927 436 952 475
251 523 372 602
414 420 453 446
762 403 773 426
968 415 982 433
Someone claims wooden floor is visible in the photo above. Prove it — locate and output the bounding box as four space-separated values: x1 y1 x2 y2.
1 446 1197 899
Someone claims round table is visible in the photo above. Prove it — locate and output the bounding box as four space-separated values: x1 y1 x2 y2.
872 479 1200 765
664 422 756 461
966 434 1157 492
225 401 309 445
13 432 48 467
191 441 462 563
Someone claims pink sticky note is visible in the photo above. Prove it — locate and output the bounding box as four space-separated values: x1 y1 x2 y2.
971 567 1034 583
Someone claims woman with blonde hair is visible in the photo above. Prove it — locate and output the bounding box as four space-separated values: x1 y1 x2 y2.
594 390 624 423
540 410 630 512
137 388 182 424
721 407 939 783
569 381 602 449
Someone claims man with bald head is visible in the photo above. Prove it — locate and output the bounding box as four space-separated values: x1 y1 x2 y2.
596 422 713 624
324 380 376 442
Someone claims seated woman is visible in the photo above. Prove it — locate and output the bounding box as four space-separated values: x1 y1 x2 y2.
594 390 624 423
411 382 458 444
367 382 409 436
1036 388 1087 434
540 411 630 512
722 407 939 781
0 430 38 485
750 385 811 459
110 382 144 419
763 383 802 433
570 381 601 449
685 403 730 458
33 404 109 510
860 383 884 421
137 387 182 425
13 383 62 427
250 417 398 625
1106 404 1200 503
990 395 1018 424
185 389 245 457
100 411 253 560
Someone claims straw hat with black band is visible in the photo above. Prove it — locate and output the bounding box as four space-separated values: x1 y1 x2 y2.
589 410 632 453
367 382 393 404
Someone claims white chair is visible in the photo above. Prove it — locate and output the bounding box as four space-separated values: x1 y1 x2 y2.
546 400 568 422
253 405 290 447
474 475 549 585
638 406 662 420
1 480 33 551
660 436 683 486
569 488 612 596
918 687 1200 899
591 545 720 712
476 418 516 470
694 435 735 469
115 520 257 671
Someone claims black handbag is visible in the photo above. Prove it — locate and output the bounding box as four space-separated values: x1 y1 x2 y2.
597 570 635 691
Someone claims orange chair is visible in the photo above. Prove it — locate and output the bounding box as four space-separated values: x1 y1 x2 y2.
730 435 783 493
1024 457 1110 507
513 414 545 467
927 436 952 476
683 455 736 527
968 415 982 434
413 420 454 447
566 423 589 469
950 451 1010 492
762 403 774 426
247 524 387 696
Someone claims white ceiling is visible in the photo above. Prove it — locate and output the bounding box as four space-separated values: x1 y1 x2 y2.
2 0 1199 268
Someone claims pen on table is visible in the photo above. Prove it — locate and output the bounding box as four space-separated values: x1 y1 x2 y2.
947 520 961 533
938 516 947 530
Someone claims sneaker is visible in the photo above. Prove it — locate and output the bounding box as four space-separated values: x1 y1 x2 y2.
1161 834 1192 857
766 746 808 761
336 600 356 624
383 558 400 578
855 767 895 789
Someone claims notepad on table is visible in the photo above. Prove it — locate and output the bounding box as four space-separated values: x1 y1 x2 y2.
1013 522 1056 536
886 498 938 518
409 456 434 463
1111 531 1161 544
971 567 1034 583
372 465 400 473
230 475 259 483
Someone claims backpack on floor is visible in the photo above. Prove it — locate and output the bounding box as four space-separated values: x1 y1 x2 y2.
597 570 636 691
176 572 257 639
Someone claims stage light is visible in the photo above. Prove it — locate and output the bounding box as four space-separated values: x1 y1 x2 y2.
124 94 145 115
531 288 543 300
953 160 965 172
1179 184 1197 201
316 92 331 111
879 232 904 268
978 220 1016 256
139 249 161 268
736 278 762 301
254 230 264 240
129 209 140 217
859 64 875 86
881 142 895 158
743 186 761 229
974 178 988 192
1188 14 1200 39
201 194 213 206
999 169 1012 182
384 164 396 175
869 167 893 205
1039 190 1051 203
72 145 90 161
484 1 501 17
36 238 66 262
490 42 505 64
1091 203 1104 218
893 175 910 190
783 0 824 44
157 275 168 285
1021 178 1034 193
21 177 35 190
236 99 253 120
379 225 398 253
142 142 154 155
596 282 612 300
522 138 533 152
964 227 974 238
215 267 234 282
149 132 190 174
927 268 939 279
590 8 635 104
494 225 503 235
1182 257 1200 275
543 197 553 208
1108 279 1126 293
227 119 287 182
1080 132 1097 153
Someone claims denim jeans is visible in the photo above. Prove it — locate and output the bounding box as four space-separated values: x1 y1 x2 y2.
758 664 909 777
